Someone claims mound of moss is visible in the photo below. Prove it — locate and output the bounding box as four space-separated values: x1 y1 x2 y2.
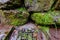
31 12 54 25
25 0 54 12
31 11 60 25
0 8 29 26
0 0 21 9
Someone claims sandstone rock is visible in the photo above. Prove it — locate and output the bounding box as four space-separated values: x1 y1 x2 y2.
31 12 54 25
25 0 54 12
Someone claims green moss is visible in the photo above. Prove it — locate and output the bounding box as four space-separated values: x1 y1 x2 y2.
31 13 54 25
2 8 29 26
17 8 29 18
48 11 60 24
10 18 27 26
38 26 49 32
48 11 60 16
31 11 60 25
29 0 33 3
17 8 26 12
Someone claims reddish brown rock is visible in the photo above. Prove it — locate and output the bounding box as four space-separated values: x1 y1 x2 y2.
50 28 60 40
0 24 13 40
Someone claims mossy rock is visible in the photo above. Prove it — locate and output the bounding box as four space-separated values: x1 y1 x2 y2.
0 8 29 26
0 0 21 9
31 12 54 25
25 0 54 12
48 11 60 24
31 11 60 25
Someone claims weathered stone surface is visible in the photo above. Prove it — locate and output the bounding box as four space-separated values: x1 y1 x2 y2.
50 28 60 40
0 0 21 9
54 0 60 10
9 23 60 40
9 22 38 40
31 11 60 25
25 0 54 12
0 24 13 40
0 8 29 26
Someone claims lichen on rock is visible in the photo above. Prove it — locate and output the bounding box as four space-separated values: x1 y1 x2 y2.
25 0 54 12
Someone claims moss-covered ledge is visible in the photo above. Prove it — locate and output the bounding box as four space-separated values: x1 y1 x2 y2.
0 8 29 26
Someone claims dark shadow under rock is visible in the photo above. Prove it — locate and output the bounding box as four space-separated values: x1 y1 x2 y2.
0 0 21 9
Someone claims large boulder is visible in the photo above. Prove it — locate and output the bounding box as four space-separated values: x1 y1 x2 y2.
31 11 60 25
25 0 54 12
9 22 38 40
0 8 29 26
0 0 21 9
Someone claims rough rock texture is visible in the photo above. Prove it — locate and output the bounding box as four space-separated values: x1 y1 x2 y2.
31 11 60 25
55 0 60 10
0 0 60 40
9 23 38 40
0 8 29 26
25 0 54 12
36 28 60 40
0 24 13 40
0 0 21 9
49 28 60 40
